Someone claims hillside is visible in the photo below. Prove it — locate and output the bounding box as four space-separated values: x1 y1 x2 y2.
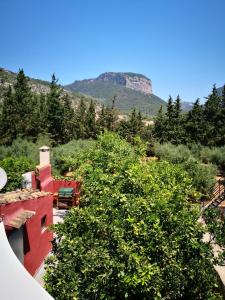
217 85 224 96
64 72 166 115
181 101 193 111
0 67 95 108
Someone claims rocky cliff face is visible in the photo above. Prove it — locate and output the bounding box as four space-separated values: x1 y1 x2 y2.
96 72 152 94
0 68 50 95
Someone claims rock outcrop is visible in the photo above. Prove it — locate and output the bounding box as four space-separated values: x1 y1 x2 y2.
96 72 152 94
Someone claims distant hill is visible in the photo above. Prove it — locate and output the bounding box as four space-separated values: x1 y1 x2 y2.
181 101 193 112
0 67 95 108
217 85 224 97
64 72 167 116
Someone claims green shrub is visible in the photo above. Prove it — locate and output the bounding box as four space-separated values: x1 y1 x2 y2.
182 159 217 195
155 142 193 164
154 143 217 195
199 146 225 172
52 139 96 175
0 157 34 192
0 135 53 165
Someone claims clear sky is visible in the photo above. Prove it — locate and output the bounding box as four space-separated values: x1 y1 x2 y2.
0 0 225 102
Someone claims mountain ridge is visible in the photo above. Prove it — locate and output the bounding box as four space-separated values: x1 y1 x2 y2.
64 72 166 115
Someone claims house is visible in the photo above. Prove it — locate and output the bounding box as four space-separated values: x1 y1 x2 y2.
0 146 81 276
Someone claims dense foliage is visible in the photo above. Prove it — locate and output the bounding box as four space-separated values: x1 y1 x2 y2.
0 156 34 192
45 133 223 300
154 85 225 147
0 69 149 147
154 143 217 195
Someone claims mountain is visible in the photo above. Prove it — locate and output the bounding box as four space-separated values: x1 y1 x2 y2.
181 101 193 112
217 85 224 97
64 72 166 115
0 67 95 107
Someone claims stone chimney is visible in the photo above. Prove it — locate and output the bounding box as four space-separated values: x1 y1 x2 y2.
39 146 50 166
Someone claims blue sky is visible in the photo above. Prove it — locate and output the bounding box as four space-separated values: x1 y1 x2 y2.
0 0 225 102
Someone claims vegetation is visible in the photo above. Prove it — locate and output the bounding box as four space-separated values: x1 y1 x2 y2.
44 133 223 300
154 85 225 147
154 143 217 195
65 79 166 116
1 68 225 298
0 156 34 192
0 69 151 148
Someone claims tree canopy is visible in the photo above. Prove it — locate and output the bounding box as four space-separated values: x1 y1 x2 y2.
45 133 223 300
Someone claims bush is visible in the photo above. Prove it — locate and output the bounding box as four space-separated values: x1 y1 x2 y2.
0 135 53 165
155 143 217 195
0 157 34 192
199 146 225 173
182 158 217 195
52 139 96 175
45 133 222 300
155 143 193 164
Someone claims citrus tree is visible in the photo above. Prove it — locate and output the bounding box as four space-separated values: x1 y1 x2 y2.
45 133 223 299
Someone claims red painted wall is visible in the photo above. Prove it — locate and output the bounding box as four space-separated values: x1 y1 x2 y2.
36 164 81 194
0 195 53 276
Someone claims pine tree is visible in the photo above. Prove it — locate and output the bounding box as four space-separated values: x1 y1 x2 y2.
218 85 225 145
62 93 75 143
14 69 36 139
98 104 106 131
204 85 221 146
174 95 181 118
75 97 87 139
0 69 36 144
164 96 175 142
173 95 185 144
221 85 225 108
38 93 48 133
137 111 143 133
46 74 64 144
153 105 166 142
185 99 205 144
105 95 118 131
0 86 16 144
166 96 174 120
86 100 97 138
29 93 48 139
129 108 139 135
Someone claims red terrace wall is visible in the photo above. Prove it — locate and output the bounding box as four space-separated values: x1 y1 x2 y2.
35 164 81 194
0 195 53 276
36 165 54 193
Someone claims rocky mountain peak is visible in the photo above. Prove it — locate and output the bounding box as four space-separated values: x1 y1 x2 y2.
96 72 152 94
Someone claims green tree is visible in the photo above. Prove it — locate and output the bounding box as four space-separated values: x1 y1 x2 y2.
62 94 75 143
153 105 166 142
0 156 34 192
173 95 185 144
45 133 223 300
13 69 35 138
105 95 118 131
98 104 106 130
86 100 97 138
46 74 64 144
0 69 37 144
75 97 87 139
218 85 225 145
185 99 205 144
0 86 16 144
166 95 174 120
203 85 221 146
